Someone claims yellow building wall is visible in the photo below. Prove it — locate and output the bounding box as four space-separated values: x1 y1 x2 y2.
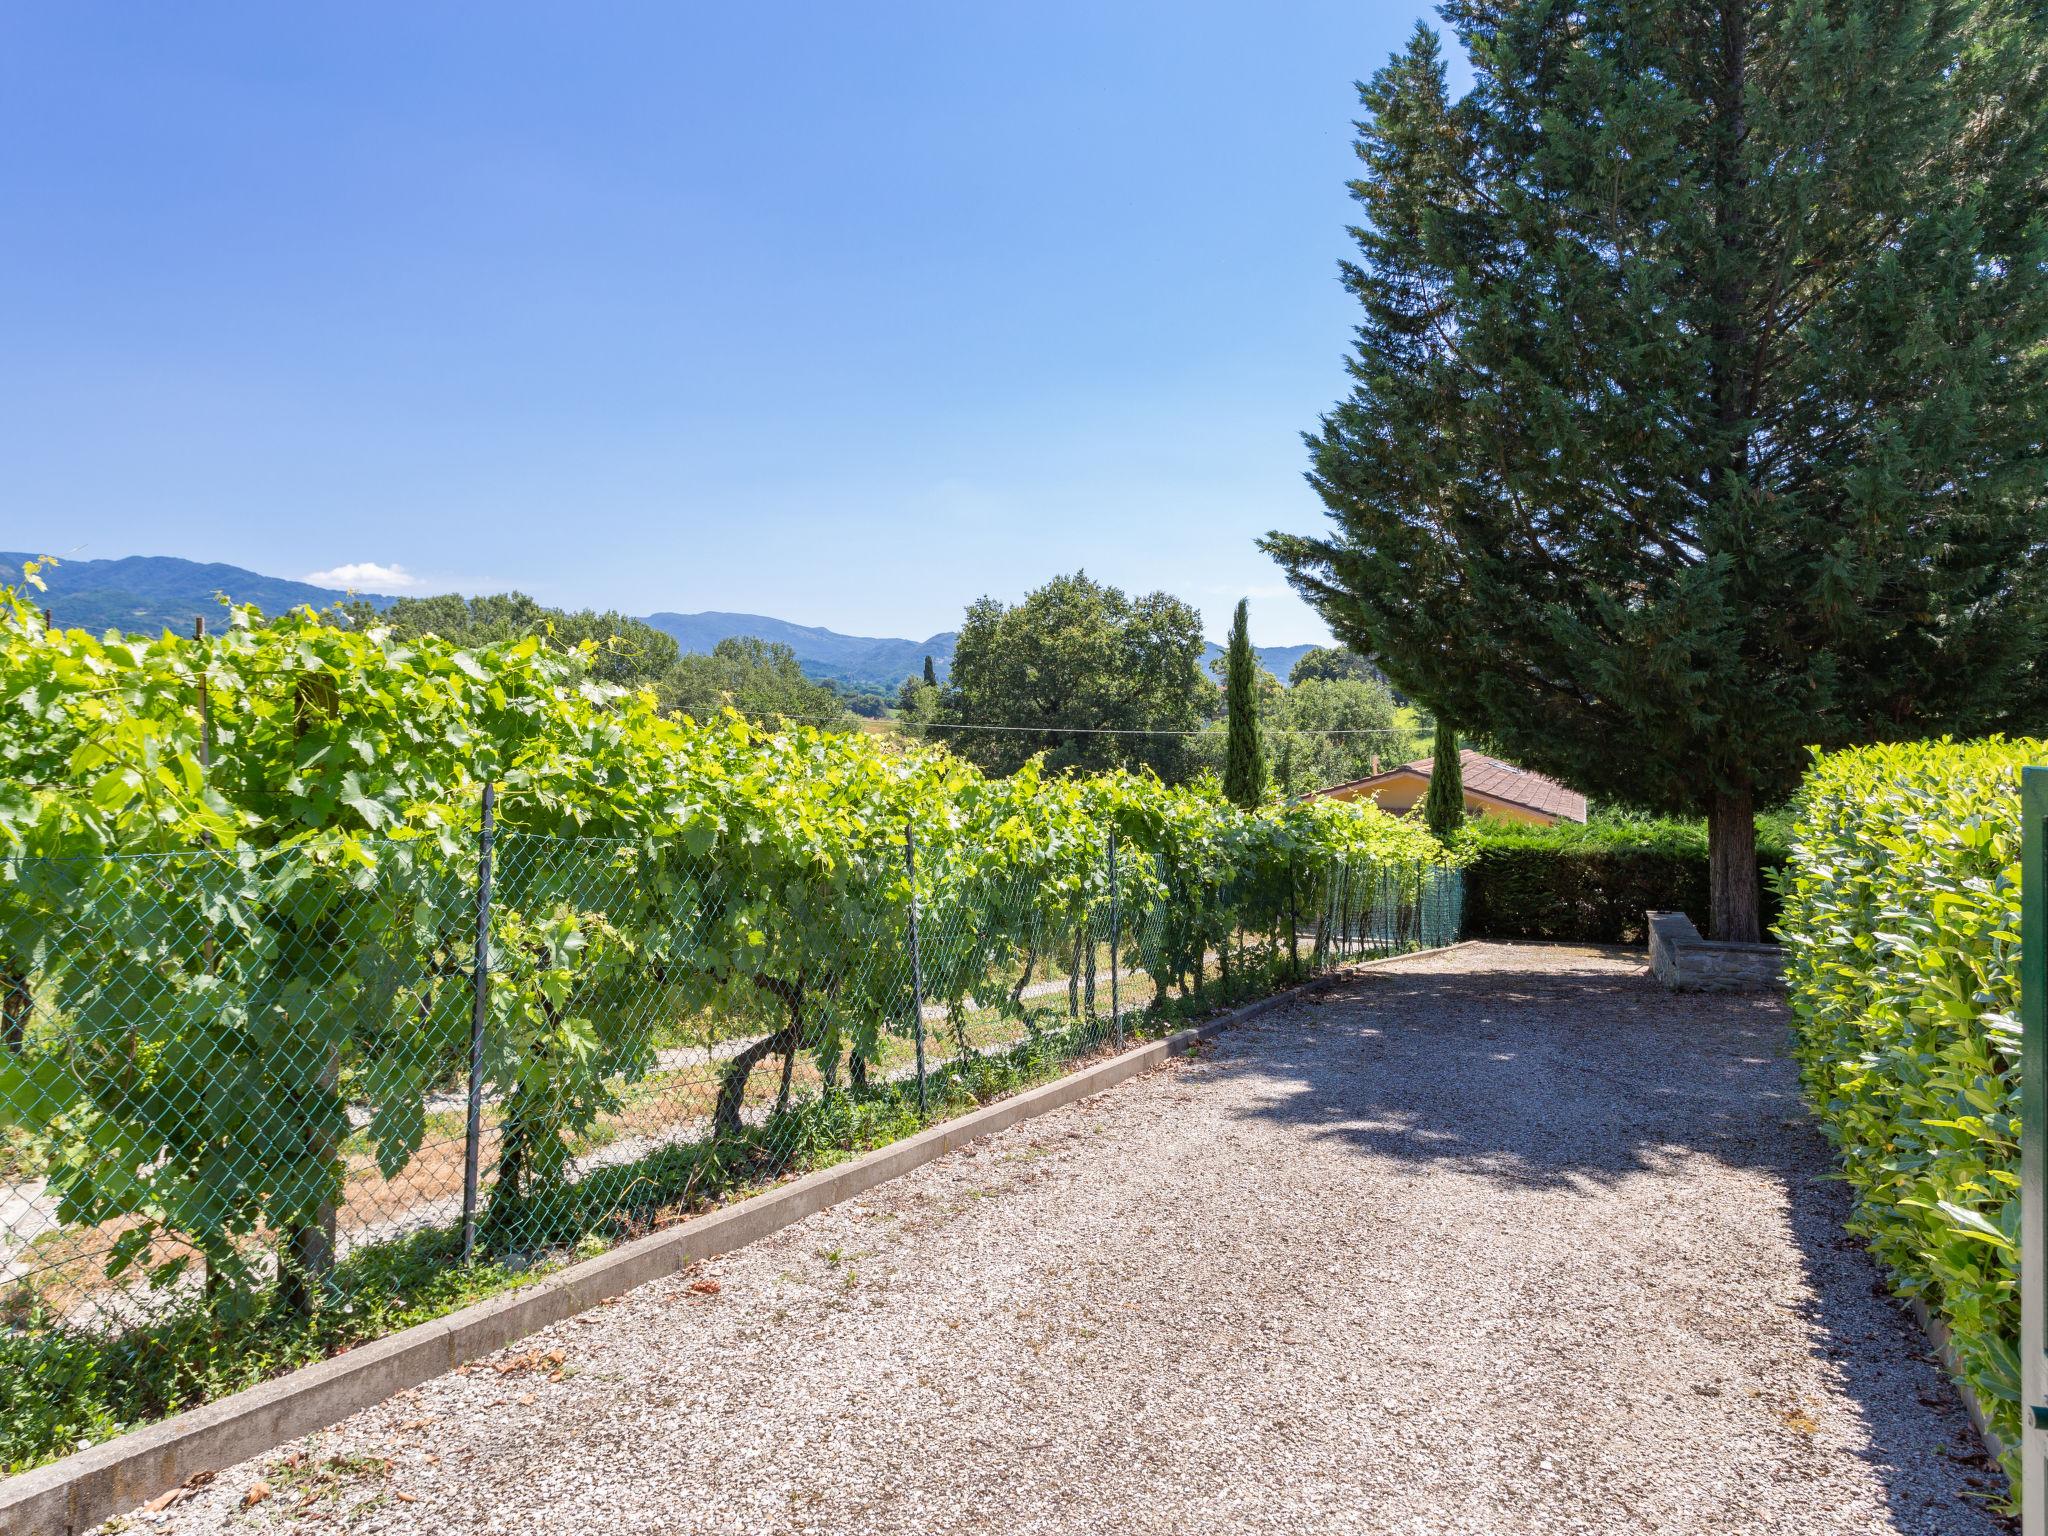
1321 774 1558 826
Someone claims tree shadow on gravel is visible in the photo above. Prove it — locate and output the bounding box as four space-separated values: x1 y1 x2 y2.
1228 944 1796 1194
1223 942 2014 1532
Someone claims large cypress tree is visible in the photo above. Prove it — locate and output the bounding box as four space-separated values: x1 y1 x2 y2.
1223 598 1268 809
1265 4 2048 941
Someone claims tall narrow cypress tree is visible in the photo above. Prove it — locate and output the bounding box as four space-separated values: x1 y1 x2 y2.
1223 598 1267 810
1265 6 2048 940
923 654 937 688
1422 718 1463 841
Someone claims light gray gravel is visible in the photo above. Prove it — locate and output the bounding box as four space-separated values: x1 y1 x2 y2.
103 942 2011 1535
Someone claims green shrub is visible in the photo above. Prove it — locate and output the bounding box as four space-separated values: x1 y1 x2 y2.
1460 815 1788 943
1779 737 2043 1493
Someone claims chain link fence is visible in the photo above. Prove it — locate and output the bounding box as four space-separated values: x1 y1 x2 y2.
0 805 1459 1469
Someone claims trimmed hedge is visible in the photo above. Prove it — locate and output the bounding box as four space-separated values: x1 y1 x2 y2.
1460 817 1788 944
1780 738 2043 1493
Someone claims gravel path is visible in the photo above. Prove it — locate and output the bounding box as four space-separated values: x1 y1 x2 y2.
106 942 2010 1535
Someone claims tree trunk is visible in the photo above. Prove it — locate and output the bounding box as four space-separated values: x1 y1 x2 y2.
1010 943 1037 1009
277 1042 339 1319
715 978 805 1137
280 1216 335 1317
714 1019 796 1138
1708 783 1760 943
1701 5 1760 943
1 965 28 1054
1703 2 1761 945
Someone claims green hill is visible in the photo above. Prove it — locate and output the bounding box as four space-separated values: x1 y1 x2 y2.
1 553 390 635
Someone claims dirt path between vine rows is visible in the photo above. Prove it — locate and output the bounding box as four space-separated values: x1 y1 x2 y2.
108 942 2010 1535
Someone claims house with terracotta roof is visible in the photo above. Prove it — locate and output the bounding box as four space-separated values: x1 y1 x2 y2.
1310 749 1587 826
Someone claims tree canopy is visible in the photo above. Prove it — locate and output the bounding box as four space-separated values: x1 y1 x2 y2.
1195 673 1421 798
1278 678 1418 794
340 591 679 690
656 636 852 729
1288 646 1379 689
1265 5 2048 939
939 572 1210 781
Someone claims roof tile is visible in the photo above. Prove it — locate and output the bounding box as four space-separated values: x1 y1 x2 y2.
1313 749 1587 823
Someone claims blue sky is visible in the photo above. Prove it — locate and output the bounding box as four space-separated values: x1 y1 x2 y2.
1 4 1464 645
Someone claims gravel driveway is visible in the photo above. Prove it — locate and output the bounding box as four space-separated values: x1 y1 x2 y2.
106 942 2010 1535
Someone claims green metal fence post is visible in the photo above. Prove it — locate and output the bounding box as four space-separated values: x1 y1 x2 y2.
2022 766 2046 1533
461 780 495 1265
1288 852 1300 980
1319 862 1329 966
1107 828 1122 1049
905 821 928 1119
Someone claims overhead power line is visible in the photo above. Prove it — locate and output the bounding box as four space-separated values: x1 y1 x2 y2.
769 713 1421 738
903 721 1417 738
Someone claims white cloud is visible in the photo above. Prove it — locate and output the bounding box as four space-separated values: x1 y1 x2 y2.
305 561 420 594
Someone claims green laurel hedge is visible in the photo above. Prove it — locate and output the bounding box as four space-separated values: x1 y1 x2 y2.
1780 738 2045 1489
1460 817 1788 943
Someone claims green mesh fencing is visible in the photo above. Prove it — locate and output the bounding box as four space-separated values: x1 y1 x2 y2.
0 819 1459 1471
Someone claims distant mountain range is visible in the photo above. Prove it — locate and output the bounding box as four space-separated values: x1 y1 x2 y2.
642 613 1313 691
1219 640 1317 685
642 611 958 692
1 552 394 635
4 553 1320 690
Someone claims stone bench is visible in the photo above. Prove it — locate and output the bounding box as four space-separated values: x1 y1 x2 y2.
1646 910 1783 992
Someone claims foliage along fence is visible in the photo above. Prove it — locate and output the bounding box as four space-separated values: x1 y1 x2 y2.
1460 817 1787 944
1778 737 2040 1491
0 567 1460 1471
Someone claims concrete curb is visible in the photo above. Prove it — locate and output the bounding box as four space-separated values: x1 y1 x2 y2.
1 946 1453 1535
1908 1295 2017 1479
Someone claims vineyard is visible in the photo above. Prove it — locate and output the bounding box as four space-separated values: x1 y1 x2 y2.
0 565 1459 1469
